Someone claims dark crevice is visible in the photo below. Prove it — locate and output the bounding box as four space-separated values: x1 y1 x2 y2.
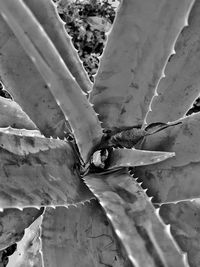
186 97 200 116
0 243 17 267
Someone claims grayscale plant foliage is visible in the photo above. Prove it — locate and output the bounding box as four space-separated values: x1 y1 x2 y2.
0 0 200 266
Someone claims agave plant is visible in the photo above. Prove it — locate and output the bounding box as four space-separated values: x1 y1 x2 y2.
0 0 200 266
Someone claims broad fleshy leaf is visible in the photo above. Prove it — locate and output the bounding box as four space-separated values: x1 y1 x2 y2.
0 11 70 139
0 137 92 209
24 0 92 94
0 0 102 163
0 96 37 130
7 216 44 267
0 96 44 255
90 0 193 130
41 201 131 267
135 113 200 203
146 0 200 125
159 200 200 267
0 207 43 251
0 127 64 156
84 170 186 267
107 148 175 169
0 100 44 254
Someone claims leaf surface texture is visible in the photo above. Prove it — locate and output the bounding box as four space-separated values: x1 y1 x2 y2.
147 0 200 124
0 138 92 208
107 148 175 169
0 0 102 160
7 216 44 267
0 207 43 251
160 200 200 267
24 0 92 94
41 201 131 267
0 11 69 138
90 0 193 129
84 170 186 267
135 113 200 202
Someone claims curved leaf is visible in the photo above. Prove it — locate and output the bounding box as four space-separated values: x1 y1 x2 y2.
90 0 193 130
0 96 37 130
0 0 102 162
0 139 92 209
0 127 65 156
0 208 43 250
84 170 186 267
0 13 70 139
135 113 200 203
102 121 181 149
146 0 200 125
24 0 92 94
41 201 131 267
107 148 175 169
159 200 200 267
7 216 44 267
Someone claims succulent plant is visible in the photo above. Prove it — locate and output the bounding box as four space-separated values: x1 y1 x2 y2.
0 0 200 266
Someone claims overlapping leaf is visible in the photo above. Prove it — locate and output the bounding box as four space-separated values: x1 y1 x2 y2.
1 1 200 267
0 97 37 130
90 0 193 130
135 113 200 203
0 0 102 163
24 0 92 94
0 12 69 139
84 170 186 267
0 95 44 252
0 135 92 209
107 148 175 169
159 200 200 267
0 208 43 251
146 0 200 125
7 216 44 267
41 201 131 267
0 127 63 156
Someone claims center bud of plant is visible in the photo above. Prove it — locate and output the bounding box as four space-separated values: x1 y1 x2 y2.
91 148 109 169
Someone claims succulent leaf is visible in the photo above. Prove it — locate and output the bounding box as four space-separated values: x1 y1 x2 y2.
84 170 186 267
0 141 92 209
89 0 194 130
24 0 92 94
0 0 102 163
0 0 200 266
7 216 44 267
106 148 175 169
0 95 44 253
159 200 200 267
41 201 131 267
135 113 200 203
0 11 70 139
147 0 200 124
0 96 37 130
0 207 43 251
0 127 65 156
100 122 181 149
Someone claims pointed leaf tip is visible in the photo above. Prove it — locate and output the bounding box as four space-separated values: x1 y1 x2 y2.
107 148 175 169
136 113 200 203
